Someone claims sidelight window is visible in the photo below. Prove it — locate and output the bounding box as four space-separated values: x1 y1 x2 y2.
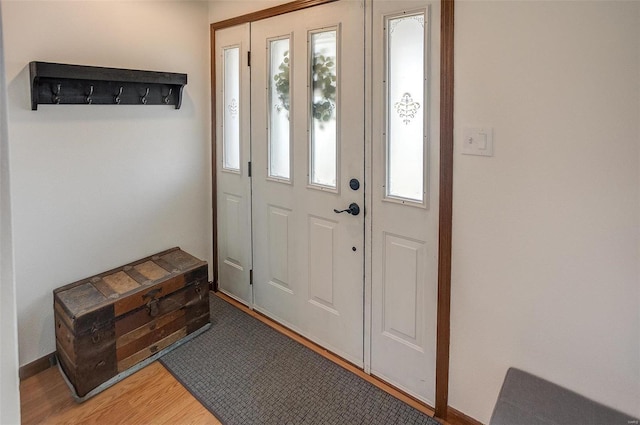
385 13 426 203
223 47 241 172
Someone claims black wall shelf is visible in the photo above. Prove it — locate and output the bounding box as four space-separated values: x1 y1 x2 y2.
29 62 187 110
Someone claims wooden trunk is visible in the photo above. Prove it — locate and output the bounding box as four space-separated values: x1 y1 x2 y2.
53 247 209 399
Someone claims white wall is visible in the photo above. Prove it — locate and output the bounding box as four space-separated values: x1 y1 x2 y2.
209 0 290 23
0 1 21 423
2 0 212 366
451 1 640 423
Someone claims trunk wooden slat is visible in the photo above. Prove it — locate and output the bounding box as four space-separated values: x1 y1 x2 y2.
53 247 209 399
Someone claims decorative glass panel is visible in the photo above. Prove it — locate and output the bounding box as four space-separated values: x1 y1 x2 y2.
310 30 338 188
223 47 240 171
386 14 425 202
269 38 291 180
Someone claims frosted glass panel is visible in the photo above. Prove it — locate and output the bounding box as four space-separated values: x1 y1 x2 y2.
387 14 425 202
310 30 337 188
269 38 291 180
223 47 240 171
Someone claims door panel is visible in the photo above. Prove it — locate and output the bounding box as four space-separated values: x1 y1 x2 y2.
222 193 244 268
267 206 292 292
215 24 252 305
251 1 365 366
370 1 440 404
308 216 338 312
382 233 425 348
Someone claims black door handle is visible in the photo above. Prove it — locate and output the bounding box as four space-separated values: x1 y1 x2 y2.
334 203 360 216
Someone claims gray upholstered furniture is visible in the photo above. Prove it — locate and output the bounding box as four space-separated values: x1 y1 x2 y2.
490 368 638 425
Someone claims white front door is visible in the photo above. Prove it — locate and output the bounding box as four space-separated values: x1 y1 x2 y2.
250 1 365 366
215 24 253 305
370 1 440 405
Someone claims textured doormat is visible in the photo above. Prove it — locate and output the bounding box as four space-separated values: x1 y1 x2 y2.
160 294 440 425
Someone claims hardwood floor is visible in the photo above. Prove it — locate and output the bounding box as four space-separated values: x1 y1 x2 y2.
20 362 220 425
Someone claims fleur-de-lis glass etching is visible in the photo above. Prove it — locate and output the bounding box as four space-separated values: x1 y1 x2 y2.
394 92 420 125
228 98 238 119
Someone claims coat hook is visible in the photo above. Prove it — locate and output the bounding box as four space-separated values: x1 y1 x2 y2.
163 88 173 105
114 86 123 104
86 85 94 104
141 87 149 104
52 83 61 104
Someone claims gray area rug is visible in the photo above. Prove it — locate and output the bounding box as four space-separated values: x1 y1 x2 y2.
160 294 440 425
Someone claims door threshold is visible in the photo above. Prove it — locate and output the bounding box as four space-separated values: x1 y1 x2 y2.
214 290 441 422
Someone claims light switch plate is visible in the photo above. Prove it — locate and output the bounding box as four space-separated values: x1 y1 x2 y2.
462 127 493 156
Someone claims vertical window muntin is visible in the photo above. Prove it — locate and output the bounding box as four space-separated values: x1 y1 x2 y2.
267 35 293 183
308 26 340 191
222 46 241 173
384 10 429 206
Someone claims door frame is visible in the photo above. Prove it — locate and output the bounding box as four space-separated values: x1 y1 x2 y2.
209 0 454 420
